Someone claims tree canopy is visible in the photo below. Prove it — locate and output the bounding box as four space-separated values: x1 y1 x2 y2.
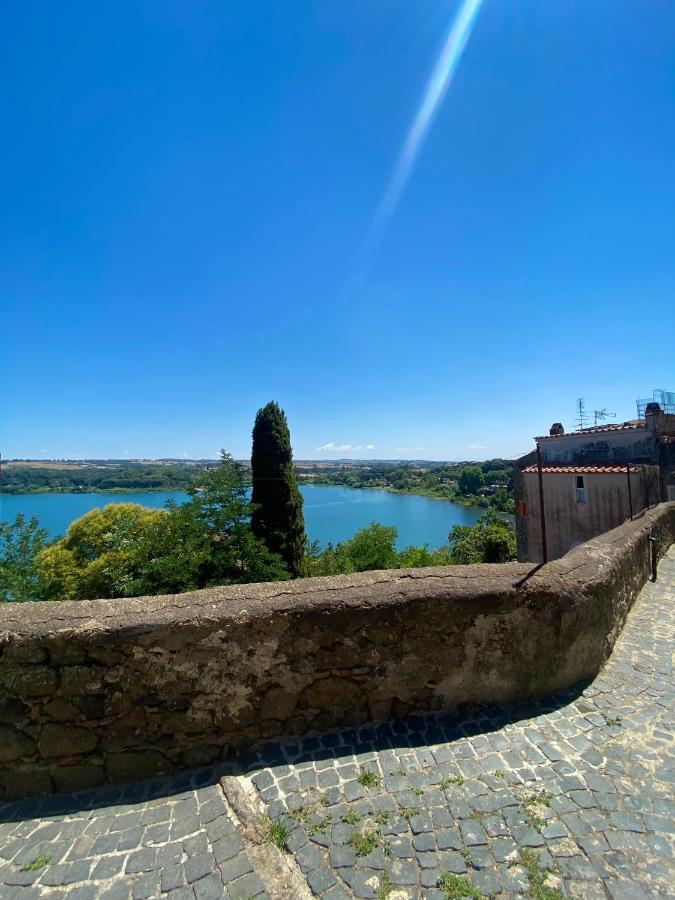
0 515 48 602
33 453 288 601
447 510 516 564
251 401 307 577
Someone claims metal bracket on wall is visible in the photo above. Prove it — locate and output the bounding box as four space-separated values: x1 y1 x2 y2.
649 534 658 582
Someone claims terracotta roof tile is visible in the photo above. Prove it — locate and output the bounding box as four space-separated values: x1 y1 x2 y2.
536 421 645 440
523 464 640 475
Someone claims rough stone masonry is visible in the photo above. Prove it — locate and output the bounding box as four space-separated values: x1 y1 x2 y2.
0 504 673 801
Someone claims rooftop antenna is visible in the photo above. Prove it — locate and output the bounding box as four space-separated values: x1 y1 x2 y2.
593 408 616 427
574 398 589 430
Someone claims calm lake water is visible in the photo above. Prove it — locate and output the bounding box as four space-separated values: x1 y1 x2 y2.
0 485 483 550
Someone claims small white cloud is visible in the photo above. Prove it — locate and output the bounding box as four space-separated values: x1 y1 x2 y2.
394 446 427 453
316 441 375 453
467 444 487 450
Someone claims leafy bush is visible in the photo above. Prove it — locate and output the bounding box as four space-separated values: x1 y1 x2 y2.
0 515 48 602
447 510 516 564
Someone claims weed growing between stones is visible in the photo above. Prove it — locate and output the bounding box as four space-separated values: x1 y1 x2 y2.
289 805 312 823
399 806 418 820
357 769 382 788
440 775 465 789
260 815 289 850
438 871 482 898
413 786 424 796
342 809 361 825
307 815 332 836
390 767 407 777
459 847 472 865
20 854 51 872
373 809 390 826
376 870 393 899
347 830 379 856
494 769 506 779
522 789 552 831
520 849 564 899
602 713 623 727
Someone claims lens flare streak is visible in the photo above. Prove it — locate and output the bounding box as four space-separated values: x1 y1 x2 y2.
354 0 484 278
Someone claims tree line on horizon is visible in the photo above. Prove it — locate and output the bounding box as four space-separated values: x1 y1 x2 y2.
0 403 516 603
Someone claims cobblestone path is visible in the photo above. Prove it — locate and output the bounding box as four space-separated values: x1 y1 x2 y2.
1 547 673 898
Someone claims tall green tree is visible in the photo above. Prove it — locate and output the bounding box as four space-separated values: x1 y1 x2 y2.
458 465 484 495
0 514 48 602
251 402 307 577
447 510 516 564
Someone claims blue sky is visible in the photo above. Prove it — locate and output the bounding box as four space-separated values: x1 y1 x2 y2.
2 1 674 462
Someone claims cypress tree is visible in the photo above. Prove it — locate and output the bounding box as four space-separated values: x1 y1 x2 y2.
251 402 307 577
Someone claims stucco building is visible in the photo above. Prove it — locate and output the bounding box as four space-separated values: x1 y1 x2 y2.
515 402 675 563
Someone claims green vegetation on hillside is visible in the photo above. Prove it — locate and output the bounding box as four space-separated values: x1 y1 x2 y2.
1 407 517 602
302 459 514 513
1 503 516 602
0 461 206 494
307 512 515 576
1 458 515 520
2 453 287 602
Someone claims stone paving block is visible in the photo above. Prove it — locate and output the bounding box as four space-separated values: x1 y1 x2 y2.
322 883 352 900
218 850 253 883
131 871 159 899
125 847 157 874
99 883 133 900
156 841 184 866
472 868 500 894
213 831 244 864
436 850 467 874
91 855 127 880
386 858 417 885
306 865 337 893
161 863 185 892
339 868 379 898
228 870 266 899
66 886 100 900
459 819 487 846
164 888 195 900
193 871 225 900
184 832 209 857
39 859 92 887
467 847 493 869
117 826 145 851
184 851 216 884
295 842 324 873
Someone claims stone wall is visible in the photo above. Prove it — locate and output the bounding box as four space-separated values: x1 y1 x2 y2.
1 503 673 801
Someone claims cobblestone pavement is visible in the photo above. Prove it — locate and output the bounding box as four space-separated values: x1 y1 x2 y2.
0 767 266 899
1 547 673 898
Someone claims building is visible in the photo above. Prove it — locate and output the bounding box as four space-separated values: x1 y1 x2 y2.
515 401 675 563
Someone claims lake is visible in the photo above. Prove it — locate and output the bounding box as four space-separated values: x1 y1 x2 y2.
0 485 484 550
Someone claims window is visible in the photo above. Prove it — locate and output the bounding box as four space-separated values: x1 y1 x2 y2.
576 475 586 503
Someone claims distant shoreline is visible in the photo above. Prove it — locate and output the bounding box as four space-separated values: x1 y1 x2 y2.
299 481 492 511
0 487 188 496
1 483 484 509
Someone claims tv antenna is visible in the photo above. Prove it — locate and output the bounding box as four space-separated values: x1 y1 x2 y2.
574 398 589 430
593 408 616 427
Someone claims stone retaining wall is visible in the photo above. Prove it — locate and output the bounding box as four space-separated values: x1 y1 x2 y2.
1 503 673 800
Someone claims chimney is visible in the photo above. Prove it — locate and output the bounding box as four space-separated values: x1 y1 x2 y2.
645 402 664 435
549 423 565 436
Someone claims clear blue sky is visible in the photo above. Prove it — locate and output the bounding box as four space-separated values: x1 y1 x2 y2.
3 1 674 462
